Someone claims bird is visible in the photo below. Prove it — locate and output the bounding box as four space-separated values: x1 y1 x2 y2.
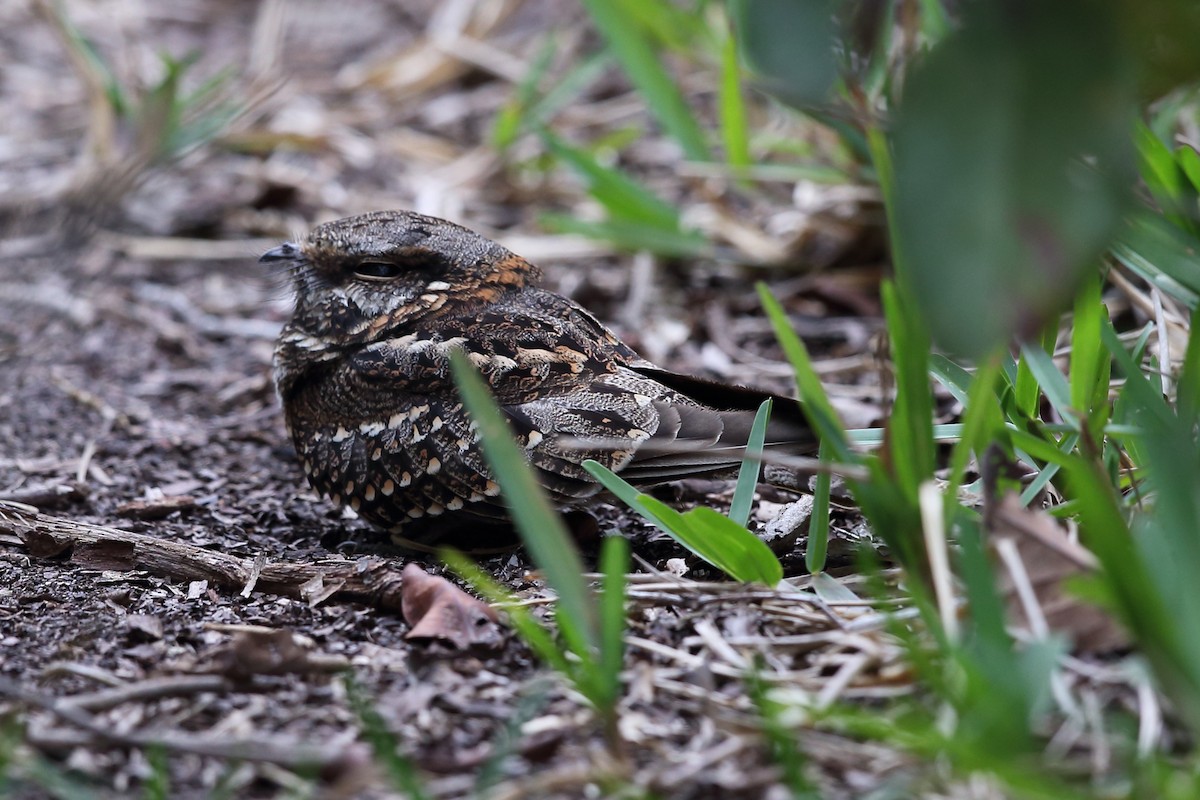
264 210 815 549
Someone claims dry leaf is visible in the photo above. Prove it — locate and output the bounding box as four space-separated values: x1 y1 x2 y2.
985 491 1129 653
401 562 502 651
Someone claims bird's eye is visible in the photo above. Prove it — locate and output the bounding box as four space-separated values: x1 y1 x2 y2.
353 260 402 280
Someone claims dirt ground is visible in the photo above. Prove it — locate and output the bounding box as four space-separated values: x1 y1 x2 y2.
0 2 910 797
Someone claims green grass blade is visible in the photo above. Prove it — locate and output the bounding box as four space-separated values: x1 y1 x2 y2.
1177 305 1200 427
847 424 963 447
1112 212 1200 307
450 352 597 660
1018 341 1079 428
1013 328 1057 420
718 26 751 170
540 130 681 228
1018 432 1078 507
1070 276 1106 427
538 212 708 258
929 353 973 407
613 0 708 51
474 679 552 797
578 0 711 161
582 460 782 585
493 35 558 150
881 280 935 497
806 439 832 574
441 550 575 679
345 673 430 799
143 746 169 800
945 356 1003 514
528 51 613 126
756 282 852 461
597 535 629 715
730 398 771 528
745 665 818 798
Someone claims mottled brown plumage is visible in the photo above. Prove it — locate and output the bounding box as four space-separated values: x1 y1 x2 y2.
265 210 814 548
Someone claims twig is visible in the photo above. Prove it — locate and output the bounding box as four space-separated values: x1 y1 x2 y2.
2 675 362 773
58 675 232 713
0 501 408 614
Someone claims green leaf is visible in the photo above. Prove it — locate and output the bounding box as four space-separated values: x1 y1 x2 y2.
730 399 771 528
578 0 710 161
538 212 708 258
881 280 935 498
1113 211 1200 308
345 674 430 798
806 439 832 575
540 130 681 228
892 0 1136 357
945 357 1003 516
597 536 629 714
449 352 597 661
718 25 751 170
1018 342 1079 428
730 0 839 110
1178 306 1200 428
493 36 558 150
681 506 784 586
928 354 973 408
582 460 782 585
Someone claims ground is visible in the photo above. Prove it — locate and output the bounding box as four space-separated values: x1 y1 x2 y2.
0 1 923 797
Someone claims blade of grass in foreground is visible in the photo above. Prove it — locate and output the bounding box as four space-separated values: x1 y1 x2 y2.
729 398 771 528
880 280 935 499
345 674 430 800
441 550 573 679
450 351 597 660
597 535 629 725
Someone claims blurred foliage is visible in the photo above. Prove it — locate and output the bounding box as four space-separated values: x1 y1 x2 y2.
727 0 1200 792
891 1 1136 358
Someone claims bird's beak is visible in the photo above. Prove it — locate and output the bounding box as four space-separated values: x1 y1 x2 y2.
259 242 300 263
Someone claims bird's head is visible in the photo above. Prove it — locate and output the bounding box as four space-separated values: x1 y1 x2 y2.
262 210 538 345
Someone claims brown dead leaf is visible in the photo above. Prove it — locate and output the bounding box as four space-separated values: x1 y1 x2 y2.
985 491 1129 653
401 562 502 651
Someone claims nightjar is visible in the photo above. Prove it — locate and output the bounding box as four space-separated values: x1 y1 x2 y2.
265 210 815 548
